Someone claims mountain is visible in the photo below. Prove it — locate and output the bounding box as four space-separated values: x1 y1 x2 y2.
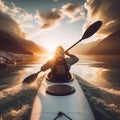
18 39 47 55
0 30 46 55
70 40 101 55
87 30 120 55
0 30 32 54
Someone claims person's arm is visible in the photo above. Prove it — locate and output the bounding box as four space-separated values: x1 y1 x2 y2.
41 60 53 71
65 51 79 65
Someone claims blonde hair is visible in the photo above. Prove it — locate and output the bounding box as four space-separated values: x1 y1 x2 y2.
54 46 65 58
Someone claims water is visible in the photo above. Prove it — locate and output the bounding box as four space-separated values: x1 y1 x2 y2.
0 55 120 120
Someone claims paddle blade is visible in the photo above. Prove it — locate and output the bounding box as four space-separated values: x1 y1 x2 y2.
23 72 39 84
65 21 102 52
82 21 102 39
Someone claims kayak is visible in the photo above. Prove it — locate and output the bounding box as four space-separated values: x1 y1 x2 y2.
30 72 95 120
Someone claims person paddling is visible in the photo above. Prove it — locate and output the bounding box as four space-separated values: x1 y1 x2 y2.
23 21 102 84
41 46 79 81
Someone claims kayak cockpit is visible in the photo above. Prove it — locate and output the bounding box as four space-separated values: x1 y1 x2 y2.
46 72 74 83
45 72 75 96
46 84 75 96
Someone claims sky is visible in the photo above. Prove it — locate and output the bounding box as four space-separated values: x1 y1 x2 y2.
0 0 120 51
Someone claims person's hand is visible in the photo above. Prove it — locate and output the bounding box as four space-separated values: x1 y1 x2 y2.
41 65 45 71
64 51 70 56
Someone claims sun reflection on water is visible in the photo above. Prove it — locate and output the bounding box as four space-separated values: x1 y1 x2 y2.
72 56 113 88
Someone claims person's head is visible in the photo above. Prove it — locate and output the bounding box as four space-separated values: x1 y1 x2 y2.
54 46 64 59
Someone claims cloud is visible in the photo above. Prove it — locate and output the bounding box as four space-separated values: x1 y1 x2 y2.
0 0 33 28
0 0 35 38
54 0 59 2
10 2 33 22
0 0 8 12
84 0 120 36
37 2 85 30
61 2 85 22
0 0 27 39
37 9 62 30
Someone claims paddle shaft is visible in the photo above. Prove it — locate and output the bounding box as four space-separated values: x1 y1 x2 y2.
65 39 82 52
37 70 41 74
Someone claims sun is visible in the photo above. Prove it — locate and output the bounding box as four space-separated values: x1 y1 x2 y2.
46 43 57 52
46 43 58 59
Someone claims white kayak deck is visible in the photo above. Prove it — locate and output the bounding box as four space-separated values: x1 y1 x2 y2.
30 74 95 120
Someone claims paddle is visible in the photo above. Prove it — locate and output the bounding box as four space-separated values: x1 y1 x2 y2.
65 21 102 51
23 71 41 84
23 20 102 84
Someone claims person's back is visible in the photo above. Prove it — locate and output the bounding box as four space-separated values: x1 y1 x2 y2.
51 57 69 80
41 46 79 81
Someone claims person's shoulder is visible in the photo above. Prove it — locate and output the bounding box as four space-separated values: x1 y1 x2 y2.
47 58 55 63
65 55 79 64
65 57 71 62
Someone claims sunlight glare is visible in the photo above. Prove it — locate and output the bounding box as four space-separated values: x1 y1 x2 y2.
46 43 57 59
46 43 57 52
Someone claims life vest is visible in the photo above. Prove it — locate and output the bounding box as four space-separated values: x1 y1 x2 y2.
51 58 69 79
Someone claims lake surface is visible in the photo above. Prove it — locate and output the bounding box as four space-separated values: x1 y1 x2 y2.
0 55 120 120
